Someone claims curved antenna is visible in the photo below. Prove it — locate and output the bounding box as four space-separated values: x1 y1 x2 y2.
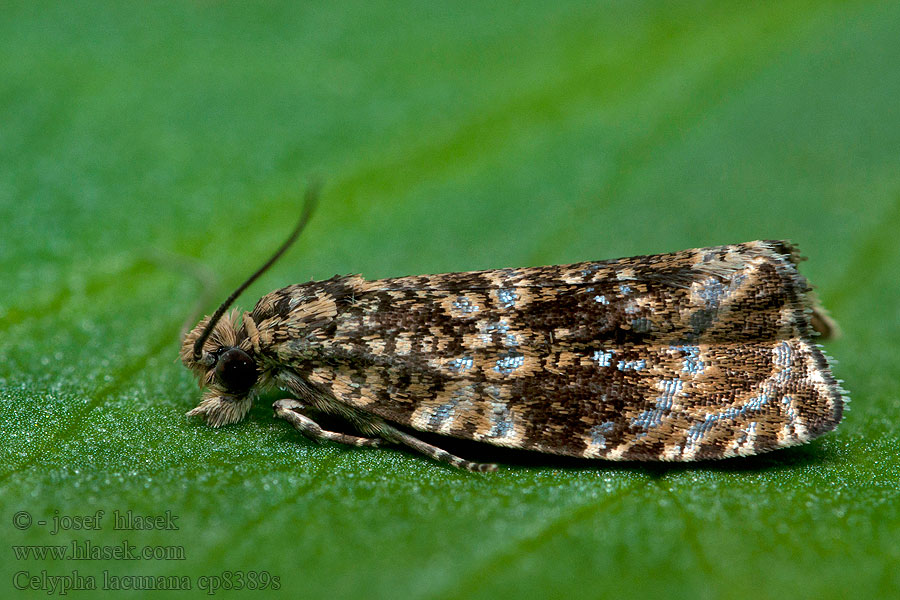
192 183 320 359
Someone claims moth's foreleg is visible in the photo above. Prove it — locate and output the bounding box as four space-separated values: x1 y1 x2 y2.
273 399 383 447
372 422 498 473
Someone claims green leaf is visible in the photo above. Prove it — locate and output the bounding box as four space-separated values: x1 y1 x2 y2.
2 1 897 598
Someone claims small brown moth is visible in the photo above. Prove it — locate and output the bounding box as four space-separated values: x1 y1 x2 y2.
181 192 846 471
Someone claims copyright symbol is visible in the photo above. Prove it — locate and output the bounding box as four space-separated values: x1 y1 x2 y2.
13 511 32 530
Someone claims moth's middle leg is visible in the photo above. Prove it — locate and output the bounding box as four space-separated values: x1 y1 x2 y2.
273 399 497 472
374 423 499 473
273 399 383 447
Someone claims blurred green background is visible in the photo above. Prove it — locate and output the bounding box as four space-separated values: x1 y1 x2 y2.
1 1 898 598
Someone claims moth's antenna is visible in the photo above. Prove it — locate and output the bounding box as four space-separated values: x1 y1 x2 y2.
192 183 320 360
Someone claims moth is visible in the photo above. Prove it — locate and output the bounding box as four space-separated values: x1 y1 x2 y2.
181 194 846 472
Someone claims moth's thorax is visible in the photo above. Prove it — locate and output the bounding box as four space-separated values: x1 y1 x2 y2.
250 275 369 325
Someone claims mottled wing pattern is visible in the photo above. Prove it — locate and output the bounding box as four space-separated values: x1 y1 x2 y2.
256 241 845 461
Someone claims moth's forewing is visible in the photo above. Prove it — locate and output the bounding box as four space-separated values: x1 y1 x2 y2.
257 241 845 461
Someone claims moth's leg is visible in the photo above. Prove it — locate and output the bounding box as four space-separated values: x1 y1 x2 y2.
372 422 498 473
811 303 840 340
273 399 383 447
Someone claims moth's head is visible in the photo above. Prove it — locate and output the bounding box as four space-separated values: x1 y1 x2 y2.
179 184 318 428
180 310 258 427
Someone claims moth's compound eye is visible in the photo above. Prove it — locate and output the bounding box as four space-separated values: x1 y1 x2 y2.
215 347 258 393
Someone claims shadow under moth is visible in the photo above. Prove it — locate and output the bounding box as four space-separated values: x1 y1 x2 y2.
181 193 846 472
